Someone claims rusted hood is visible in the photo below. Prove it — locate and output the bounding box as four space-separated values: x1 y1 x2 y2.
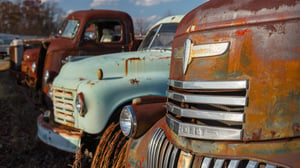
176 0 300 36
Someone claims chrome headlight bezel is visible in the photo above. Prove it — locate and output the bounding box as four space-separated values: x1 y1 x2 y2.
75 92 86 117
120 105 137 137
31 62 36 73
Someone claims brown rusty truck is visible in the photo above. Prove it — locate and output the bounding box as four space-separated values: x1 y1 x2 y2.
118 0 300 167
10 9 140 106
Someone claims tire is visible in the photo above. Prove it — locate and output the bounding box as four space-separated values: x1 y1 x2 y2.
91 122 128 168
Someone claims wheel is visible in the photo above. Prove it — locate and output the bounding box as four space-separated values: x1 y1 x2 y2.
91 122 128 168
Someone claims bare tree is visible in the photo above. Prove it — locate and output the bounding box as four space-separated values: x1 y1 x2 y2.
134 18 151 36
0 0 64 36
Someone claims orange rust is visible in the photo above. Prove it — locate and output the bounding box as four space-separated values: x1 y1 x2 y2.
125 57 143 76
130 78 140 85
236 29 249 36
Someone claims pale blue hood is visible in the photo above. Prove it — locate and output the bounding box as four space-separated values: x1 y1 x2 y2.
53 49 171 90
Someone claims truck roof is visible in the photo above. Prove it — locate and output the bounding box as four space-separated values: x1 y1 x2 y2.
66 9 132 22
176 0 300 36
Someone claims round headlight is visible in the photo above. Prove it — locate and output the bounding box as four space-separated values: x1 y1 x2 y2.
44 70 50 83
75 92 86 116
31 62 36 73
120 105 137 137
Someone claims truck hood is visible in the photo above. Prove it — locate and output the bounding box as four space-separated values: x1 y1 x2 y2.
53 49 171 90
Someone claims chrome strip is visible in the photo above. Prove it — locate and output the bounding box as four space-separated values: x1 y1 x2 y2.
214 159 225 168
159 140 169 168
169 79 248 90
164 142 174 168
166 102 244 122
265 165 276 168
167 90 247 106
166 114 242 140
154 130 165 168
169 147 179 168
201 157 212 168
246 161 259 168
147 129 161 168
228 160 240 168
183 39 192 74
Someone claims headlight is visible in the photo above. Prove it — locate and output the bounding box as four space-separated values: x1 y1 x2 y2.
31 62 36 73
120 105 137 137
44 70 50 83
75 92 86 117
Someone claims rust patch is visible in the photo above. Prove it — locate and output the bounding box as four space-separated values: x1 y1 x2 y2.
236 29 249 36
252 128 262 140
130 78 140 85
125 57 144 76
78 78 85 81
293 123 300 136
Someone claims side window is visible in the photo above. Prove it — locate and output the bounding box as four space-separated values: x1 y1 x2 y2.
83 20 123 44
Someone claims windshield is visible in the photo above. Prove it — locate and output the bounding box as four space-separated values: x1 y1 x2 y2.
139 23 178 50
61 20 79 39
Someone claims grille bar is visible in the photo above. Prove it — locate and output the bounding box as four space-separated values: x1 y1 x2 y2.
166 102 244 122
166 114 242 140
169 79 248 90
147 129 280 168
167 90 247 106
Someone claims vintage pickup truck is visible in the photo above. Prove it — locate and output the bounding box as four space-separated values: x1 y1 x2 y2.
37 15 184 153
119 0 300 167
10 9 141 106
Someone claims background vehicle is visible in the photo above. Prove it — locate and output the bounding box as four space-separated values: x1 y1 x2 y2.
120 0 300 167
37 15 184 155
10 9 141 107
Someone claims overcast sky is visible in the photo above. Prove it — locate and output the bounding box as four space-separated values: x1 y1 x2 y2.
50 0 207 24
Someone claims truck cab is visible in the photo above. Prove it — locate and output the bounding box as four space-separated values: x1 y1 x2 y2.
10 10 140 106
120 0 300 167
37 15 184 153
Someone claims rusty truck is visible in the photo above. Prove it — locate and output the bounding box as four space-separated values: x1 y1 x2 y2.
119 0 300 167
10 9 141 106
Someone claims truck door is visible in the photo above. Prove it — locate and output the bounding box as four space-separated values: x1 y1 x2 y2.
79 20 128 56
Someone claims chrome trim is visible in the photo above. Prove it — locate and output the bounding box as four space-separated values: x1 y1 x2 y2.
183 39 192 74
169 79 248 90
266 165 276 168
246 161 259 168
214 159 225 168
228 160 240 168
154 130 165 168
164 142 173 168
147 128 160 168
201 157 212 168
169 146 179 168
167 90 247 106
166 114 242 140
166 102 244 122
159 140 169 168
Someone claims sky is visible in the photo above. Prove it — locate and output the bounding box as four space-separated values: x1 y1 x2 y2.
48 0 207 25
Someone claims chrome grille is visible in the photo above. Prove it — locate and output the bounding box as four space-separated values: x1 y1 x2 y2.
148 128 281 168
166 79 248 140
53 87 76 127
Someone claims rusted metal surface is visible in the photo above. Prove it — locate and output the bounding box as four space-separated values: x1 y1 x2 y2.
130 102 166 138
170 0 300 141
125 0 300 167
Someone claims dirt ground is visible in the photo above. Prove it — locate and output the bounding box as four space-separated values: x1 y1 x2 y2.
0 59 74 168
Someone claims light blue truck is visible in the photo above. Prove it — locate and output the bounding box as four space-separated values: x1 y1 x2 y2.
37 15 183 153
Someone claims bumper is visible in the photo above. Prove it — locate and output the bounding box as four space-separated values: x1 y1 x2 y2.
37 114 83 153
126 117 300 168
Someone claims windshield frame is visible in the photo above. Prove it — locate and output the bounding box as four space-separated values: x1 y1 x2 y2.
60 20 80 39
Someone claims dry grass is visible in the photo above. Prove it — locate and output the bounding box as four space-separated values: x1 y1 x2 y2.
0 60 74 168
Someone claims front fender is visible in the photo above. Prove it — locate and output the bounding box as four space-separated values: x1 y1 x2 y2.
76 74 169 134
